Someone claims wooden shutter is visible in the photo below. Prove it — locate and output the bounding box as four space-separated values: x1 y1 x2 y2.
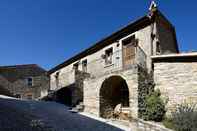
122 36 136 68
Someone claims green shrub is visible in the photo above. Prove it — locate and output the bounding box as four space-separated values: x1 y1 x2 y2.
163 117 174 130
143 89 166 122
171 103 197 131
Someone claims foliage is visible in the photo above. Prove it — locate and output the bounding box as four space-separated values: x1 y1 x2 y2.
139 86 166 122
138 68 166 122
162 117 174 130
171 103 197 131
144 89 166 121
138 72 154 120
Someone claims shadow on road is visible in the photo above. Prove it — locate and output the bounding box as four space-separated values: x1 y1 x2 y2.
0 98 125 131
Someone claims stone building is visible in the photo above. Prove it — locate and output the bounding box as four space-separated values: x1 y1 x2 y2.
0 64 49 100
48 3 196 118
48 4 176 117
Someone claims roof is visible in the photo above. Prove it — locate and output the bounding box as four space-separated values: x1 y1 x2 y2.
152 52 197 62
49 15 152 74
0 64 47 82
48 10 176 74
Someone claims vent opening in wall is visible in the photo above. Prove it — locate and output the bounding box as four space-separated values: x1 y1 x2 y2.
156 41 161 55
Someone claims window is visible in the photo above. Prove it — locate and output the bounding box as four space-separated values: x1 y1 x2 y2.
55 72 60 88
122 36 136 68
156 42 161 55
122 35 136 46
105 48 113 65
27 77 33 86
55 72 59 79
82 59 87 72
73 62 79 70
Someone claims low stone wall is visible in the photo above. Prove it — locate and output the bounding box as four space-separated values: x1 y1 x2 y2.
154 62 197 114
130 119 172 131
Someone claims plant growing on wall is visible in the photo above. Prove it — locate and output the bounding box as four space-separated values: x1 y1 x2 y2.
138 85 166 122
144 89 166 121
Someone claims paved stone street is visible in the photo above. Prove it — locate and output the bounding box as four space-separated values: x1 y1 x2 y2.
0 96 128 131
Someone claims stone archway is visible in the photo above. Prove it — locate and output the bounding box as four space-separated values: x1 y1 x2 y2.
99 76 129 118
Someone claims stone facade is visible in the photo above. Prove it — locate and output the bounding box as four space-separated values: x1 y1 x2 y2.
84 65 139 117
153 60 197 114
0 64 49 100
48 8 180 119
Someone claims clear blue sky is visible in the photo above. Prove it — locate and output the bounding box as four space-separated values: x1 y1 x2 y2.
0 0 196 70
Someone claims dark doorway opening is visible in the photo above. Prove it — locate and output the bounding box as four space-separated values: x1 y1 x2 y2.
99 76 129 118
56 87 72 106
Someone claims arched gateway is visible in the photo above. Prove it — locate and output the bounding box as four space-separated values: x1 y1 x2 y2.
99 76 129 118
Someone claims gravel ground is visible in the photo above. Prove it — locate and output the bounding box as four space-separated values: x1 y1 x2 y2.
0 96 126 131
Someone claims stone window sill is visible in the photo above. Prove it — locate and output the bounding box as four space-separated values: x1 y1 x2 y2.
104 64 114 68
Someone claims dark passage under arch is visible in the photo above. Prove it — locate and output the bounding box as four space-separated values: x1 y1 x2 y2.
56 87 72 106
99 76 129 118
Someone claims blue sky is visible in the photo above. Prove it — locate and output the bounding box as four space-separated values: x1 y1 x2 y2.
0 0 197 70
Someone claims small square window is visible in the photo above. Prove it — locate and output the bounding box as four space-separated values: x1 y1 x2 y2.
105 48 113 65
122 35 136 46
73 62 79 70
27 77 33 86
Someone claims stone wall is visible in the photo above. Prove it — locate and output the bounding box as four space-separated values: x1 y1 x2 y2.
72 70 90 105
155 14 178 55
0 75 12 96
0 74 49 100
50 25 154 91
84 65 142 118
154 62 197 113
130 118 172 131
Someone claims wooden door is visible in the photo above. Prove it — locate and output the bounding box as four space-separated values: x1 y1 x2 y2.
122 38 135 68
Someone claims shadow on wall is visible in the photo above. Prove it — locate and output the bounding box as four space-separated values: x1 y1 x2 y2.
0 97 124 131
